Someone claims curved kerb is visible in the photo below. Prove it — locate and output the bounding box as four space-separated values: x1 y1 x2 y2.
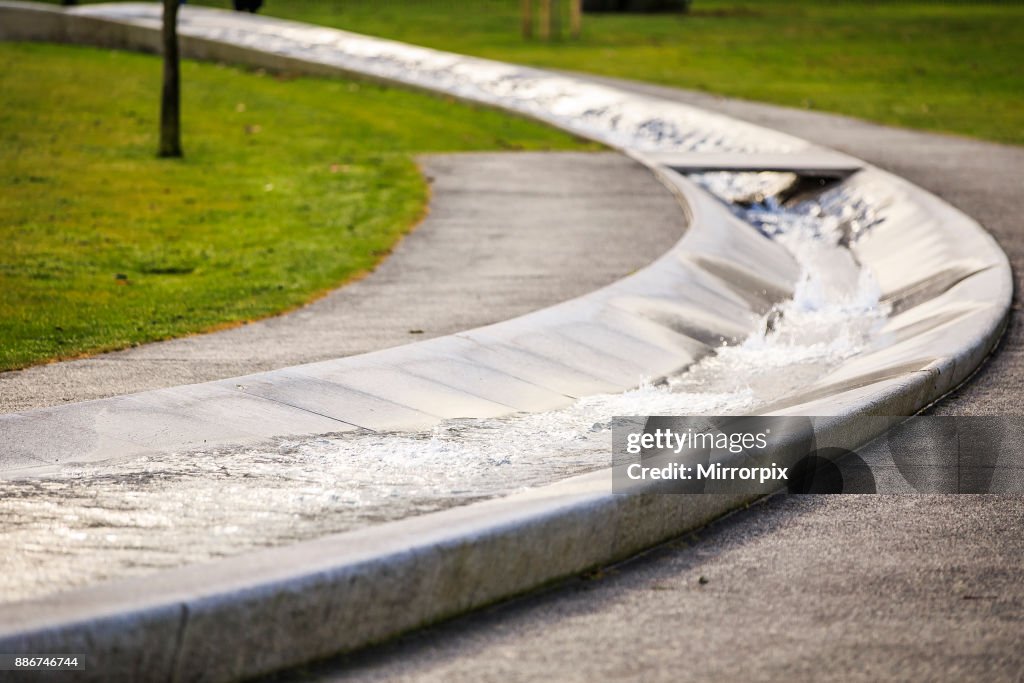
0 4 1013 682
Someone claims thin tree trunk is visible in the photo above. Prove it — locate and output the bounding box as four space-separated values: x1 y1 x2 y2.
570 0 582 39
521 0 533 39
538 0 550 41
159 0 182 158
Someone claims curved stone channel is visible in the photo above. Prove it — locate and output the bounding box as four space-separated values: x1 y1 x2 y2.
0 173 887 602
0 2 1011 625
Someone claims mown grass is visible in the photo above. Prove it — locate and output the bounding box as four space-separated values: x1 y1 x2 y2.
0 42 597 371
180 0 1021 146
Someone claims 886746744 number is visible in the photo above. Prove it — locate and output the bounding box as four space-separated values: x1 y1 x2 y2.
1 655 85 671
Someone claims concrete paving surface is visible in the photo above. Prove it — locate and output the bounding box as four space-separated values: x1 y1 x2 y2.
0 152 684 413
264 81 1024 682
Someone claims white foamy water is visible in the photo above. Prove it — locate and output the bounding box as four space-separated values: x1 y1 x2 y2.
0 176 888 603
680 172 888 400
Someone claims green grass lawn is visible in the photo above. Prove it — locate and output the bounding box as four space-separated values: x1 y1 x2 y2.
0 42 596 371
178 0 1021 146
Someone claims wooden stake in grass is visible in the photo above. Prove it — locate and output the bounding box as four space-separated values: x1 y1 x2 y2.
524 0 579 42
538 0 551 41
159 0 182 158
570 0 582 39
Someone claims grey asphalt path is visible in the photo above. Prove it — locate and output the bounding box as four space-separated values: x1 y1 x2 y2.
274 496 1024 683
269 83 1024 682
0 151 684 413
